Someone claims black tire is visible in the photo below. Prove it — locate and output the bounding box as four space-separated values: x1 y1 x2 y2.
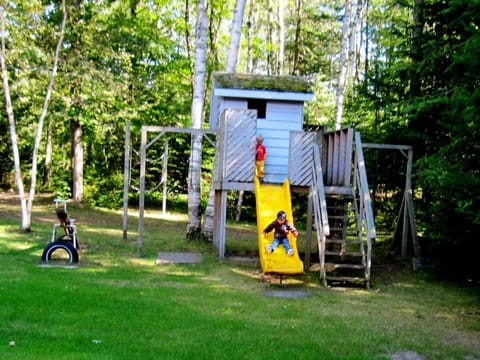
41 240 79 263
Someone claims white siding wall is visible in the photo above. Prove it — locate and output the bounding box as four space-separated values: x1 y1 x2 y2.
211 95 306 185
258 102 304 183
210 98 247 130
222 99 247 118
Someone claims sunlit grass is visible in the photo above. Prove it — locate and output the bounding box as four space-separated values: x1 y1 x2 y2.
0 198 479 359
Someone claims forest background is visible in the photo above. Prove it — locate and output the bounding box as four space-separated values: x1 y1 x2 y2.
0 0 479 280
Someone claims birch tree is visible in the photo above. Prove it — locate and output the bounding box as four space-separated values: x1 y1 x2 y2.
225 0 247 73
202 0 247 241
0 1 67 231
187 0 208 240
348 0 363 82
334 0 352 130
278 0 285 75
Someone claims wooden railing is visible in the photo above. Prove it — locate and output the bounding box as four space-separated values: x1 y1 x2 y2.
312 143 330 285
353 131 376 287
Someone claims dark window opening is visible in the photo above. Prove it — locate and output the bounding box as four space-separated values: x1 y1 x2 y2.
248 99 266 119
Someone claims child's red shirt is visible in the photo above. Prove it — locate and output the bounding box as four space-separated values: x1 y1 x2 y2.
256 144 266 161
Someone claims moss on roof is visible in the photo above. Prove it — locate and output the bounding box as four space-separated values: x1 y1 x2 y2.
213 72 313 93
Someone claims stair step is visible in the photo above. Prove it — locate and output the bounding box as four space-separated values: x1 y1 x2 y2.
326 239 361 245
327 217 356 223
327 216 349 221
326 263 365 270
325 275 366 284
328 226 351 232
325 251 364 257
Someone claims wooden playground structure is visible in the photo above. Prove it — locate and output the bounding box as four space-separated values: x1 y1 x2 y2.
125 72 419 288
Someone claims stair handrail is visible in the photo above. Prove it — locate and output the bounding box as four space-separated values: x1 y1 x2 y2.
354 132 376 239
312 143 330 237
312 142 330 285
354 131 376 287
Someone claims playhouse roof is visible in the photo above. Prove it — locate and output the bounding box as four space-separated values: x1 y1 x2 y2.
211 72 314 102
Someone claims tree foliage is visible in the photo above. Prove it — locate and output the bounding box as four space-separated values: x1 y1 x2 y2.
345 0 480 278
1 0 479 278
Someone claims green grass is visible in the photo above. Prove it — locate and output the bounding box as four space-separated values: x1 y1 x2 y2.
0 195 479 359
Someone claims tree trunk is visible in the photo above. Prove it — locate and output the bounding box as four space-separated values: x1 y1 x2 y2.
292 0 302 75
334 0 352 130
225 0 246 73
71 120 84 202
246 0 254 73
0 6 29 230
1 1 66 230
348 0 358 82
201 0 247 241
411 0 424 96
28 0 67 211
187 0 208 241
352 0 365 82
184 0 192 59
43 120 53 188
278 0 285 75
235 190 244 222
267 0 274 74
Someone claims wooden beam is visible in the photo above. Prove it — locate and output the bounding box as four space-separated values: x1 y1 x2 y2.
213 190 227 260
305 189 313 269
362 143 412 151
137 127 147 257
405 149 420 258
141 126 217 135
122 120 130 242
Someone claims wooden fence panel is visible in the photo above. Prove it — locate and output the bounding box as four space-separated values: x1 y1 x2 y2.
322 128 354 187
289 131 318 186
222 109 257 182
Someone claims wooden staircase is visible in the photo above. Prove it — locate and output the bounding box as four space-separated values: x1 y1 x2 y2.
324 194 367 286
311 128 376 288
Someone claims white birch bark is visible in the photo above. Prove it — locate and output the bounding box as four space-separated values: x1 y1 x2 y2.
72 123 84 201
246 0 254 73
225 0 247 73
352 0 365 82
0 1 66 230
334 0 352 130
30 0 67 209
187 0 208 240
278 0 285 75
0 6 28 229
202 0 247 241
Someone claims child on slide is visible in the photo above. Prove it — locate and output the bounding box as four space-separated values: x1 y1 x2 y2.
262 210 298 256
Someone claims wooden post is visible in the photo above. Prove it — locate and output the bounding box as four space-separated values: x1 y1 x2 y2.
362 143 419 259
122 120 130 241
305 189 313 269
133 127 216 257
400 148 418 258
137 127 147 257
161 140 168 215
401 193 409 258
405 148 420 257
213 189 227 260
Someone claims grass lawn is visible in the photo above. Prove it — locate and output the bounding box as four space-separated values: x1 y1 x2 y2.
0 193 479 360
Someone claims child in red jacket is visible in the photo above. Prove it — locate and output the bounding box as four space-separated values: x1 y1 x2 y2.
263 210 298 256
255 135 266 183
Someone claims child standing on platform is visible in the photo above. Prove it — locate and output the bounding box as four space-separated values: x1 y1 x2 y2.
263 210 298 256
255 135 266 183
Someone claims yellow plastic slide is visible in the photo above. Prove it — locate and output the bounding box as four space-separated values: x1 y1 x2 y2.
254 177 304 275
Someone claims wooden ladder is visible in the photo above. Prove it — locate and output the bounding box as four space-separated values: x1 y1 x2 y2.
317 128 374 288
324 194 367 286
